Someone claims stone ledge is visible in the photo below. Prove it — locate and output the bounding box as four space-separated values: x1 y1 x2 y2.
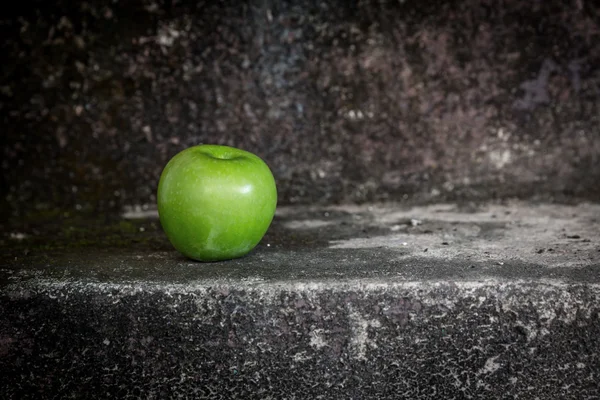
1 201 599 398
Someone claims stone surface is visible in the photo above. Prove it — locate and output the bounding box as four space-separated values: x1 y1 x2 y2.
2 0 600 218
1 201 599 398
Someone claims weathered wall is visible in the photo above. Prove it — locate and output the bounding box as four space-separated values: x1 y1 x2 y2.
2 0 599 217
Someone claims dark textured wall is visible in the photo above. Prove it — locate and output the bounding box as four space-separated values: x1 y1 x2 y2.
2 0 599 217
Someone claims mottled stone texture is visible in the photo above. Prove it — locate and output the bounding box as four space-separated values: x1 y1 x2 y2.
1 282 599 399
1 0 599 216
1 202 599 398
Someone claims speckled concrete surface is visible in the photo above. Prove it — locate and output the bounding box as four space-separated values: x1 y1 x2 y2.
2 281 599 399
1 202 599 398
2 0 600 219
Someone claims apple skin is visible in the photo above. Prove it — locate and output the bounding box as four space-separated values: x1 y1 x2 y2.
157 144 277 262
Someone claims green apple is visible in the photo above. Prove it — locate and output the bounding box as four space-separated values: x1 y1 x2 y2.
157 144 277 261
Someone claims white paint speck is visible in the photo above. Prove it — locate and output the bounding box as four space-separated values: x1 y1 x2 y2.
309 329 327 349
293 351 311 362
348 307 381 360
479 355 502 374
489 149 512 169
410 219 422 227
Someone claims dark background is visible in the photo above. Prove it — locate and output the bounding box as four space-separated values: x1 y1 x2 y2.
2 0 599 219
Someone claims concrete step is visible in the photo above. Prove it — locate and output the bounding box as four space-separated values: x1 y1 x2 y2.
1 201 599 399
